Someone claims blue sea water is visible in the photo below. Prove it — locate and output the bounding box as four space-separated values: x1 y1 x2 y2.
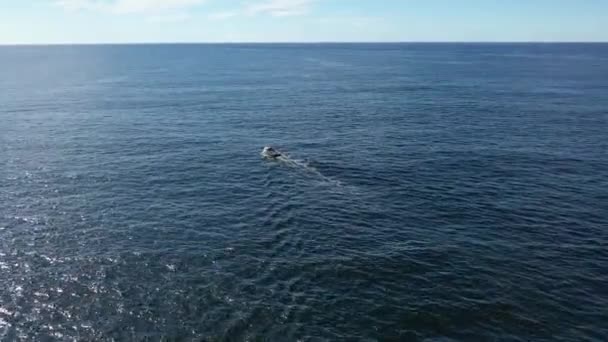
1 43 607 341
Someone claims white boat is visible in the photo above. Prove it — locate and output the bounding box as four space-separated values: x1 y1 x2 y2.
261 146 282 159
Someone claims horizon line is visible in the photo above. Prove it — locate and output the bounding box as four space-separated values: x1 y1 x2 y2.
1 41 608 47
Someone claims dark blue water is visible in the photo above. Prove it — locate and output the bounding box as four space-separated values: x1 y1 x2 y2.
1 43 607 341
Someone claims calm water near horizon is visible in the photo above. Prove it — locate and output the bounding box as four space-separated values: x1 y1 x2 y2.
1 43 607 340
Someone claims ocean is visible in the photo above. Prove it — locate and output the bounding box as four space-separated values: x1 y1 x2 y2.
1 43 607 341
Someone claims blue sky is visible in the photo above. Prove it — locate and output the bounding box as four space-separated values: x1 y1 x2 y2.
1 0 607 44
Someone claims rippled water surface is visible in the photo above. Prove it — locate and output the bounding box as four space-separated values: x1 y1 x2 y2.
1 43 607 341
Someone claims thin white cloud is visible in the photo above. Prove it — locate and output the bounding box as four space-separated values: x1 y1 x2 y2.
112 0 204 14
55 0 317 19
208 11 238 20
55 0 106 11
55 0 206 14
245 0 315 17
147 12 191 23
